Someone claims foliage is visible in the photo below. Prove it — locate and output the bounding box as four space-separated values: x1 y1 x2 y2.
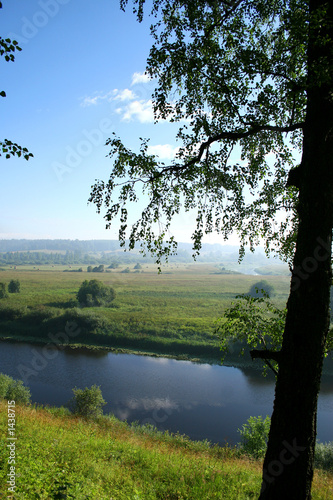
68 385 106 419
0 373 31 403
121 267 131 273
8 279 20 293
0 4 33 161
89 0 306 265
237 415 271 459
92 264 105 272
248 280 275 298
76 279 116 307
315 442 333 473
237 414 333 474
216 292 285 374
0 282 8 299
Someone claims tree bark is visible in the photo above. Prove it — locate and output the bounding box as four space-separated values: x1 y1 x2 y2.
259 1 333 498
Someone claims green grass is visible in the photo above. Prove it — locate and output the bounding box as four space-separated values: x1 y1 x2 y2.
0 401 332 499
0 265 291 361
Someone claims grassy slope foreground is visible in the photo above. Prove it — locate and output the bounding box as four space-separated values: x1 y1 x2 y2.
0 401 332 500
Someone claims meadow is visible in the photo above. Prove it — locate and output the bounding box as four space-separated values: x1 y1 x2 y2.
0 263 291 362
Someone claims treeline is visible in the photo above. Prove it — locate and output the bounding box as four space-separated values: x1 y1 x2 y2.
0 239 279 267
0 250 194 266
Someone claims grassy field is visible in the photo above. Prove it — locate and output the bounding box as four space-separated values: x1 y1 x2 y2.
0 263 291 362
0 400 332 500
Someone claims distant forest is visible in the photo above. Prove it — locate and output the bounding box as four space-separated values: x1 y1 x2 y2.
0 239 279 268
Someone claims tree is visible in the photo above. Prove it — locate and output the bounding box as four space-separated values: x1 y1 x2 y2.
248 280 275 298
76 279 116 307
92 264 105 272
68 385 106 419
0 3 33 161
8 279 20 293
89 1 333 498
0 373 31 404
0 282 8 299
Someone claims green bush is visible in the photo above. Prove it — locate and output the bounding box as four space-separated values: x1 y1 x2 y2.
248 280 275 298
0 373 31 403
76 279 116 307
0 282 8 299
68 385 106 419
315 441 333 472
8 279 20 293
237 415 271 459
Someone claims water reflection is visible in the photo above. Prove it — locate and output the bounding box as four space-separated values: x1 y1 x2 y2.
0 341 332 446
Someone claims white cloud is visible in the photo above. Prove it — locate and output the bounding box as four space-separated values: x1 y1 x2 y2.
80 91 114 107
131 71 151 85
113 88 136 101
147 144 180 160
121 99 154 123
81 88 137 107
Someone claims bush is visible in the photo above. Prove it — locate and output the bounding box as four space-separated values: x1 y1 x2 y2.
248 280 275 298
68 385 106 419
76 279 116 307
237 415 271 459
0 373 31 404
315 441 333 472
0 282 8 299
8 279 20 293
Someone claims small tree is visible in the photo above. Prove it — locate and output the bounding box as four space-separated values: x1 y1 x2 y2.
0 282 8 299
134 263 142 270
0 373 31 404
248 280 275 298
238 415 271 459
69 385 106 419
92 264 105 273
76 279 115 307
8 279 20 293
87 266 93 272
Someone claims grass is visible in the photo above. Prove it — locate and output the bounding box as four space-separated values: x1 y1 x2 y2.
0 264 291 362
0 400 332 499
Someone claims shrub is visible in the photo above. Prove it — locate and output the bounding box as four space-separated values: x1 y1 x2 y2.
0 373 31 404
92 264 105 273
68 385 106 419
8 279 20 293
76 279 116 307
237 415 271 459
0 282 8 299
315 441 333 472
248 280 275 298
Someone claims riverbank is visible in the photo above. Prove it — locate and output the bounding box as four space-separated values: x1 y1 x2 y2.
0 400 332 499
0 267 291 368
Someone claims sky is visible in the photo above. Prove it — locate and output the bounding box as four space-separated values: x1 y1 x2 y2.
0 1 259 249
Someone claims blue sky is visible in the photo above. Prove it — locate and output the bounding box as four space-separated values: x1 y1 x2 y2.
0 1 257 248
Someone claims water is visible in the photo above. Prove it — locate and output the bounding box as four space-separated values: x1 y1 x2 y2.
1 341 332 446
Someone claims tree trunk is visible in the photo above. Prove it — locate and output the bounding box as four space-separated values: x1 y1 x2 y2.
259 1 333 498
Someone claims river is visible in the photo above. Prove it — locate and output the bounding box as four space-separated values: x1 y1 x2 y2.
0 341 332 446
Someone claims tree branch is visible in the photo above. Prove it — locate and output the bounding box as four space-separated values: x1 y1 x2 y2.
250 349 282 363
154 121 305 178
